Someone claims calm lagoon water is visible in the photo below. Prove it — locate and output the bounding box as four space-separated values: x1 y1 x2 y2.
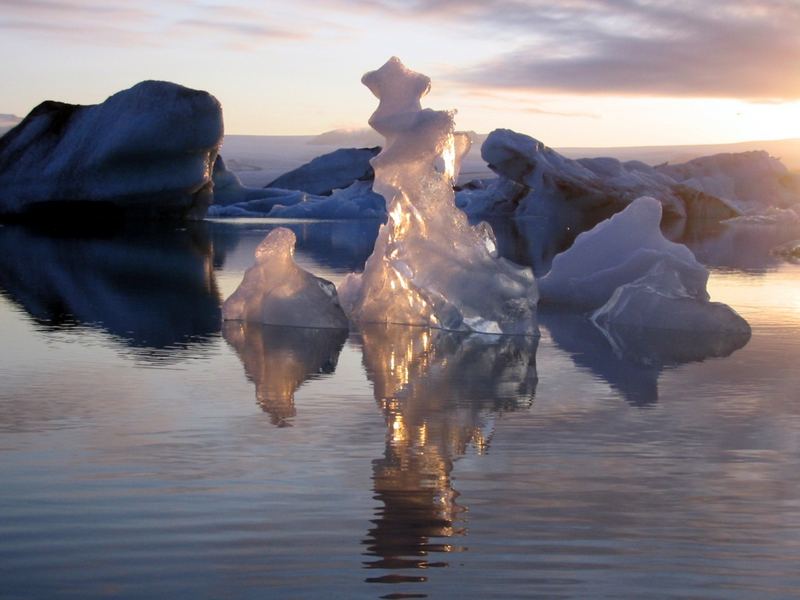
1 218 800 599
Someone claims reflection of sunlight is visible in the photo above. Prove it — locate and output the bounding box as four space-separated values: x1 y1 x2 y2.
442 132 456 181
360 324 538 585
708 267 800 328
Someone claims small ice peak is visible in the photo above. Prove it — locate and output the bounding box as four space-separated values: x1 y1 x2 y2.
254 227 295 262
362 56 431 139
223 227 349 329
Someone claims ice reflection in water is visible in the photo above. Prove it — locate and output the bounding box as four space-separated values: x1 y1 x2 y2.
541 309 751 406
222 322 347 426
0 217 798 598
0 223 222 358
355 324 538 589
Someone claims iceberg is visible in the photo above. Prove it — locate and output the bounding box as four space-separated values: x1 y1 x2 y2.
338 58 539 335
211 155 292 208
265 180 386 219
591 259 751 335
208 180 385 219
265 146 381 195
459 129 740 221
222 227 349 329
537 195 750 344
0 81 222 220
658 151 800 215
208 147 387 219
539 197 708 309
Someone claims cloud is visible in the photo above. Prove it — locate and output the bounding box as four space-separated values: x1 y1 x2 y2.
0 19 156 47
0 0 304 49
0 0 160 46
0 0 152 19
175 18 306 42
322 0 800 101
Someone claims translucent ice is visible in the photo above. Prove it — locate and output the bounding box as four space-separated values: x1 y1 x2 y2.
338 58 538 335
591 259 751 336
537 195 750 343
539 197 707 309
222 227 349 329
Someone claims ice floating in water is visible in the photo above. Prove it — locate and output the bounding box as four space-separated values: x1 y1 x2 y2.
771 238 800 263
222 227 349 329
538 195 750 341
591 259 751 335
338 57 538 335
539 197 708 309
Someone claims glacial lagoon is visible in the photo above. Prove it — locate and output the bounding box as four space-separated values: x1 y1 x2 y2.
1 218 800 599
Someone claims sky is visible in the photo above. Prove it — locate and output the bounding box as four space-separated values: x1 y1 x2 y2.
1 0 799 147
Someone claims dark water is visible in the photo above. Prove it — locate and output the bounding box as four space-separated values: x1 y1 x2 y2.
1 218 800 599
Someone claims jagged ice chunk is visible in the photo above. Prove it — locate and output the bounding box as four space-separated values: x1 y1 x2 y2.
338 58 538 335
222 228 349 329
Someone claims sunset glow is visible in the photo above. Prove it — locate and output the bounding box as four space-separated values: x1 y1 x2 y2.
1 0 799 146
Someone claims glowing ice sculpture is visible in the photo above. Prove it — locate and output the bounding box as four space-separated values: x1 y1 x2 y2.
222 227 349 329
339 58 538 335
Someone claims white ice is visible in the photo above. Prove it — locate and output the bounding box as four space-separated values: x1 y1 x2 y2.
537 195 749 338
222 227 349 329
658 151 800 215
338 58 538 335
539 197 707 309
591 258 751 335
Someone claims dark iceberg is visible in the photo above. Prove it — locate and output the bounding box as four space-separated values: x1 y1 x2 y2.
0 81 223 221
265 146 380 195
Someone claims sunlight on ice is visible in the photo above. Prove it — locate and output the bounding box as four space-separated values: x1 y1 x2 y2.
222 228 349 328
339 57 539 335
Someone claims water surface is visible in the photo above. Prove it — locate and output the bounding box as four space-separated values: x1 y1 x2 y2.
1 218 799 599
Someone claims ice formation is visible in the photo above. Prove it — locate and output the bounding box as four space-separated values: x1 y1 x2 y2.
657 151 800 215
0 81 222 220
265 146 380 195
338 58 538 335
538 196 750 339
539 197 708 309
261 181 385 219
208 180 385 219
209 148 385 218
456 128 740 221
591 259 751 335
211 155 284 207
222 227 349 328
771 239 800 263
